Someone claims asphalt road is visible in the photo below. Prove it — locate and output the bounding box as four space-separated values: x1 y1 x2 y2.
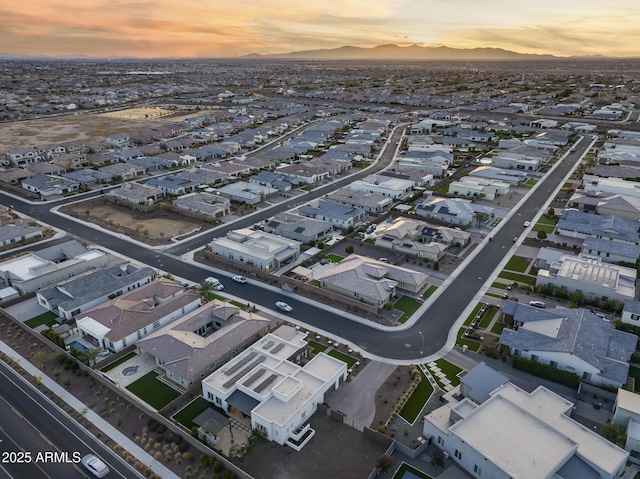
0 361 140 479
0 133 589 361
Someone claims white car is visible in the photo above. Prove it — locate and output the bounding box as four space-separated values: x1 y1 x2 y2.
204 277 224 290
523 221 531 227
276 301 293 312
81 454 110 478
232 275 248 284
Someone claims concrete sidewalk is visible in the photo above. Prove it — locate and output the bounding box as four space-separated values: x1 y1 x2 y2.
0 340 180 479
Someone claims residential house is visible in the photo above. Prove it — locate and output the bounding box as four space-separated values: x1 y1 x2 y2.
172 192 230 218
23 162 66 176
50 152 89 171
105 133 131 148
277 163 330 185
325 187 393 214
111 148 144 162
621 300 640 327
424 381 628 479
76 278 201 353
500 301 636 387
373 217 470 261
202 325 347 451
137 300 273 388
315 254 428 309
0 221 43 247
210 228 301 272
217 182 277 205
177 168 228 186
250 171 293 192
87 153 119 167
582 174 640 201
582 237 640 265
0 168 35 185
146 175 199 196
6 147 44 166
448 176 510 201
557 210 639 244
467 165 526 186
0 240 107 295
416 197 494 227
108 183 164 205
62 169 113 185
99 162 145 181
298 200 365 229
263 213 333 244
36 263 156 320
612 389 640 465
350 174 413 199
21 175 80 197
537 253 636 302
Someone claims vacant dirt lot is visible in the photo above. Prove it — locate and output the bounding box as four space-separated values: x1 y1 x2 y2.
101 107 173 120
0 114 164 152
60 197 213 245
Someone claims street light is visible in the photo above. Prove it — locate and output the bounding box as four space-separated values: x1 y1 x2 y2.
418 331 424 360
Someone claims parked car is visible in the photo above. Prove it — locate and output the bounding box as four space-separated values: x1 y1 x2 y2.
81 454 110 478
275 301 293 312
528 300 546 308
232 275 248 284
523 221 531 227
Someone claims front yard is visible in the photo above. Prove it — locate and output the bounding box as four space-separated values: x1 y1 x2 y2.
394 296 423 324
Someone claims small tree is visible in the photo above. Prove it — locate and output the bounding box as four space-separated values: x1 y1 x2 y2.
345 245 354 255
547 207 555 216
198 281 213 303
599 423 626 447
376 454 394 473
431 449 445 468
79 347 103 367
537 230 547 240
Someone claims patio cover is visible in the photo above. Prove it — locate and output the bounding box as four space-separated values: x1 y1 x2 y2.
193 407 230 435
227 390 260 416
76 316 111 339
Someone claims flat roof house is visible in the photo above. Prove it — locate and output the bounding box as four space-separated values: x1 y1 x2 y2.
424 381 628 479
76 278 201 353
137 300 273 388
36 263 156 320
500 301 637 388
211 228 301 272
202 325 347 451
536 253 636 302
0 240 107 295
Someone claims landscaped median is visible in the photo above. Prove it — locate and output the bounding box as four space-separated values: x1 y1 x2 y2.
399 369 434 424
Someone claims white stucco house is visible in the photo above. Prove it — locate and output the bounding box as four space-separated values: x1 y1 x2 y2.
202 325 347 451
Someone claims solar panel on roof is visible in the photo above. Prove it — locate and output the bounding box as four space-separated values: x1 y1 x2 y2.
223 351 257 376
271 343 285 353
254 374 279 394
262 341 274 349
243 369 265 387
222 356 266 388
294 226 305 233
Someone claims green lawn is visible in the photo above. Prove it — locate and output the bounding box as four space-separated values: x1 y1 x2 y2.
25 311 58 329
326 254 344 263
491 282 508 290
491 322 507 335
478 308 497 329
327 349 358 368
310 279 321 287
504 256 529 273
307 340 328 355
498 271 535 284
433 182 449 194
173 396 224 430
399 370 434 424
392 462 433 479
629 366 640 393
464 302 486 326
456 328 482 352
490 218 502 227
432 359 463 387
521 178 538 189
100 352 137 372
485 292 501 299
125 371 181 410
205 293 226 302
229 300 247 309
300 185 314 192
394 295 423 324
532 218 557 233
422 285 438 299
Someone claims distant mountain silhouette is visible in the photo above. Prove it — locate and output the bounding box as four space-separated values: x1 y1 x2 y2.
242 44 558 61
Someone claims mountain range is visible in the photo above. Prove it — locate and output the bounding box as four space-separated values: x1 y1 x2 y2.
242 44 559 61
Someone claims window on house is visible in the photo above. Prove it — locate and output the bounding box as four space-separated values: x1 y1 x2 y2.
455 450 462 460
583 372 592 381
153 320 160 329
473 465 482 476
531 354 539 362
550 361 558 368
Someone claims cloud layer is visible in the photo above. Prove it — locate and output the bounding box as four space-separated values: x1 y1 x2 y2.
2 1 639 58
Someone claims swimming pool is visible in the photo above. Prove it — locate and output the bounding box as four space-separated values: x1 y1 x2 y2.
68 340 88 352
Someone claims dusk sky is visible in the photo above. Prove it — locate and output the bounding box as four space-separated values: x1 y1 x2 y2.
3 0 639 58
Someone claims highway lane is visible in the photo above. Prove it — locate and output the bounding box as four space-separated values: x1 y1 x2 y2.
0 361 140 479
0 133 589 360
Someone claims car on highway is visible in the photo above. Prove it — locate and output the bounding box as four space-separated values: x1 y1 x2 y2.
232 275 248 283
275 301 293 312
81 454 110 477
204 277 224 290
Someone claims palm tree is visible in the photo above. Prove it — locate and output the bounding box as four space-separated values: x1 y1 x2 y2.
198 280 214 303
78 347 102 367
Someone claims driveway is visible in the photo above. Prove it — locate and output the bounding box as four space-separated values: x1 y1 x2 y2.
326 360 396 427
